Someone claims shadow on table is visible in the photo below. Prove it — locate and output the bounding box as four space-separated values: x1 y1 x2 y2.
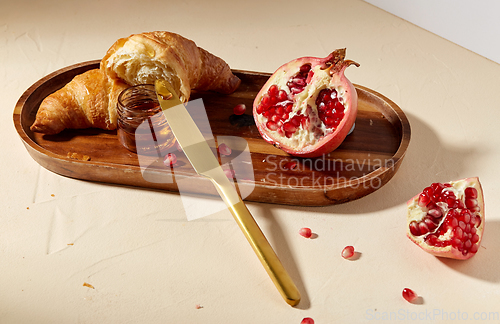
438 220 500 283
272 111 483 215
252 204 311 310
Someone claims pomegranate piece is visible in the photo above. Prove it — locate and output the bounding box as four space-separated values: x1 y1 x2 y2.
402 288 418 303
163 153 177 166
300 318 314 324
299 227 312 238
224 168 235 179
341 246 355 259
253 49 359 157
233 103 246 115
406 177 485 260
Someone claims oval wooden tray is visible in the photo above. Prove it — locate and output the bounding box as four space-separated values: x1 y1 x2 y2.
14 60 410 206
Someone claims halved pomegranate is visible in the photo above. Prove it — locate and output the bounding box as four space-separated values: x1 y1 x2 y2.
253 49 359 157
406 177 485 260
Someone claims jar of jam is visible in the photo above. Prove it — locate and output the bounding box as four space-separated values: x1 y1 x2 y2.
117 84 176 155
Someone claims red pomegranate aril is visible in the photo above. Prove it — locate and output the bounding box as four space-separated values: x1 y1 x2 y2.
418 222 430 235
465 198 478 209
425 234 438 245
418 193 430 207
266 121 279 131
465 187 477 199
402 288 418 303
409 221 420 236
427 208 442 218
268 84 279 96
278 90 288 101
299 228 312 238
284 161 298 170
233 103 246 115
218 143 232 156
224 168 235 179
341 246 355 259
270 114 280 123
424 218 437 231
283 122 297 133
300 317 314 324
300 64 311 73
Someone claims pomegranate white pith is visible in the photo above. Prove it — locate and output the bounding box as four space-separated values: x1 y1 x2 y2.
406 177 485 260
253 49 359 157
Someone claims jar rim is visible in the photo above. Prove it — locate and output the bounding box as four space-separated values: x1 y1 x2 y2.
117 83 156 107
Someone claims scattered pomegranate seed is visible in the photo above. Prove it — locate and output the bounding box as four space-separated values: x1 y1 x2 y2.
299 227 312 238
301 317 314 324
341 246 355 259
233 103 246 115
218 143 232 156
283 161 298 170
224 168 235 179
402 288 418 303
163 153 177 166
195 304 203 309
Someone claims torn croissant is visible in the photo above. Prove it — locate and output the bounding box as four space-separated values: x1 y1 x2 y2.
30 31 241 134
101 31 241 102
30 69 128 135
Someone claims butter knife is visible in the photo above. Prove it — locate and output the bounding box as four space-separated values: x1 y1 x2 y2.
154 79 300 306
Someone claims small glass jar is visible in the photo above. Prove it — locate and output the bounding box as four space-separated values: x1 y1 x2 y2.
117 84 175 155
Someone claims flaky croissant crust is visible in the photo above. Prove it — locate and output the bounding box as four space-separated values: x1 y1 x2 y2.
101 31 241 102
31 31 241 135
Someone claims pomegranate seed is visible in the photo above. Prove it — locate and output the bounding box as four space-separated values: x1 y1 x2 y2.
402 288 418 303
409 221 420 236
283 122 297 133
418 222 430 235
465 187 478 199
284 161 297 170
341 246 355 259
301 317 314 324
266 121 279 131
233 103 246 115
300 64 311 73
465 198 478 209
278 90 288 101
418 193 430 207
224 168 235 179
299 227 312 238
163 153 177 166
218 143 232 156
427 208 442 218
424 218 437 231
261 94 271 108
268 84 279 97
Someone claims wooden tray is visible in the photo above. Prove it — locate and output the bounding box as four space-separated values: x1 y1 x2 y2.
14 60 410 206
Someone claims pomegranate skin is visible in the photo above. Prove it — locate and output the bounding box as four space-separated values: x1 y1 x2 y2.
253 49 359 158
406 177 485 260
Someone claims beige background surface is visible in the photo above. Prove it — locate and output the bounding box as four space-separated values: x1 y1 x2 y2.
1 0 499 323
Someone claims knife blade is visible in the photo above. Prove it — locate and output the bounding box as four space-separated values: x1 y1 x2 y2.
154 79 300 306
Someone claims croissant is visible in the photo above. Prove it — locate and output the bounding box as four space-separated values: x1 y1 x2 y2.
31 31 241 135
30 69 128 135
101 31 241 102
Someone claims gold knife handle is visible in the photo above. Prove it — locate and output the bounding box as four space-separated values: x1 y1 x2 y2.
227 199 301 306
